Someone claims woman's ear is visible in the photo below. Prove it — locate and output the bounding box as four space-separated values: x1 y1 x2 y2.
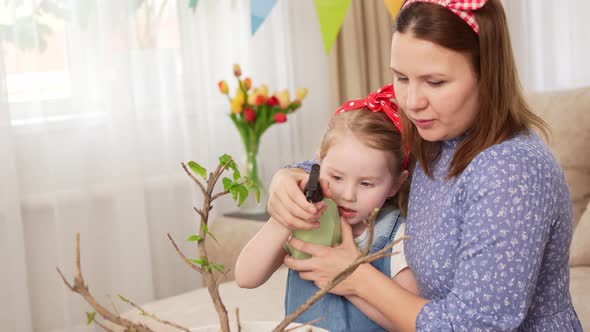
388 170 409 197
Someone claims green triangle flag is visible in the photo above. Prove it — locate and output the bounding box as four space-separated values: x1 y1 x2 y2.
313 0 352 54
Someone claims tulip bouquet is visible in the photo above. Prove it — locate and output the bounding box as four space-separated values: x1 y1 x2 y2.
218 64 308 195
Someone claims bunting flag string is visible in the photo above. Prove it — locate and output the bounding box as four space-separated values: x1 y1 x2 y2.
249 0 395 55
384 0 404 21
251 0 278 35
313 0 352 54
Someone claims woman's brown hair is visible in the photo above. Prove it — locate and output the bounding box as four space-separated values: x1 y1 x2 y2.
319 110 412 217
394 0 549 178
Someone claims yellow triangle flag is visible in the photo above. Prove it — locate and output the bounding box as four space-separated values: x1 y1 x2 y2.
384 0 404 21
313 0 352 54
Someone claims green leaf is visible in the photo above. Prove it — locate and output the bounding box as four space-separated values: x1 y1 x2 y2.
189 257 208 267
201 222 209 235
187 234 202 242
233 169 240 181
251 184 261 203
86 311 96 325
229 185 239 200
219 154 232 167
187 161 207 179
211 263 225 273
222 177 233 191
207 231 220 246
219 153 240 178
237 184 249 206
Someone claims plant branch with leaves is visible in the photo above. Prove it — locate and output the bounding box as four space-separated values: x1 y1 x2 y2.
57 154 406 332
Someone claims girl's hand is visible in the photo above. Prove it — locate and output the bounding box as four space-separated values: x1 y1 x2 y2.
267 168 327 230
284 218 361 296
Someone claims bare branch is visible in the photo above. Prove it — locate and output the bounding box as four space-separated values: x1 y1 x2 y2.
118 295 191 332
57 233 156 332
193 206 205 221
236 307 242 332
181 162 207 195
211 189 230 202
56 267 74 291
284 317 324 332
215 267 231 288
167 233 204 273
93 318 116 332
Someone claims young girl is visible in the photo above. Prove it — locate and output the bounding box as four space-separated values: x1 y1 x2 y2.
234 84 419 332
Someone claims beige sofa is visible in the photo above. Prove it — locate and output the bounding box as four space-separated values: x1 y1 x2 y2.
203 86 590 329
527 86 590 330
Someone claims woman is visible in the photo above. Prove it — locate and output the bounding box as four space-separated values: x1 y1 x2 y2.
267 0 583 330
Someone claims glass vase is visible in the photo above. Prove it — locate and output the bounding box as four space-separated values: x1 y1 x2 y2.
238 139 268 217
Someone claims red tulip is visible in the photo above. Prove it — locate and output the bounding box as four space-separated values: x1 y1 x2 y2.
233 64 242 77
244 107 256 123
267 96 279 107
274 113 287 123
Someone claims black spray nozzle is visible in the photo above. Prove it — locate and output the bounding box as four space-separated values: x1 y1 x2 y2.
305 164 323 203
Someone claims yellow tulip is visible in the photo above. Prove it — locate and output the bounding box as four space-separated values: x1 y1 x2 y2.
276 89 290 109
234 89 246 105
295 87 308 101
258 84 269 98
230 98 243 114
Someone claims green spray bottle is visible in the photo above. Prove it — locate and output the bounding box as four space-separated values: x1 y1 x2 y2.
285 164 341 259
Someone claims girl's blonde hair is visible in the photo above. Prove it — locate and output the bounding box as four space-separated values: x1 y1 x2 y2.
395 0 549 178
319 110 412 217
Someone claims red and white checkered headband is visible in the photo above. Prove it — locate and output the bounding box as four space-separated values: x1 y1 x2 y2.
335 84 409 170
402 0 488 35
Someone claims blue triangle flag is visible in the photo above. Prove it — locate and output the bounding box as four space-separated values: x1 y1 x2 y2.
251 0 278 35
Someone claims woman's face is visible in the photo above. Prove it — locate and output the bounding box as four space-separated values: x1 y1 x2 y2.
390 32 480 142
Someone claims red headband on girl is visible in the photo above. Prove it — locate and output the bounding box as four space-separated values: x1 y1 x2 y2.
335 84 409 170
402 0 487 35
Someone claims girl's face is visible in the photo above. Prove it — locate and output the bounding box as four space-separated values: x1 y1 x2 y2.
320 133 406 237
390 32 480 142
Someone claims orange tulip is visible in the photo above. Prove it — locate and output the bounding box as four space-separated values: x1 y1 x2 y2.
217 80 229 94
243 77 252 90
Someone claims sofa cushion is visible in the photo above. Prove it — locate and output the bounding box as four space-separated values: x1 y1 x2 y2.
570 266 590 331
570 200 590 266
527 86 590 227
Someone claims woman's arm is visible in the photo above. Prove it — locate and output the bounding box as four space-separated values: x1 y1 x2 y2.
234 218 290 288
346 268 420 331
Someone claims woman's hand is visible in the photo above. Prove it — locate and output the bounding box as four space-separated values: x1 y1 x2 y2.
284 218 362 296
267 167 327 230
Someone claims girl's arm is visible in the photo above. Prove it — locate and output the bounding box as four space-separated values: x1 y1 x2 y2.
346 267 420 331
234 217 291 288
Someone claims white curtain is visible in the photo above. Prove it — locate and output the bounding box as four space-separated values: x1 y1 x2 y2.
503 0 590 92
0 1 332 331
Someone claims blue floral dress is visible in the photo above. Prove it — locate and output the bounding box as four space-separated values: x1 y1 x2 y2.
405 132 583 331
